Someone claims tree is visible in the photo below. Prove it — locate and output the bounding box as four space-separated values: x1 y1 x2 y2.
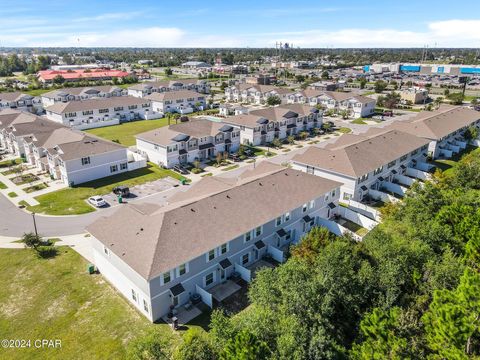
359 78 367 89
463 126 479 142
127 328 174 360
298 131 309 140
434 97 443 109
164 67 173 76
266 95 281 106
422 268 480 358
291 226 335 263
174 328 218 360
295 74 306 83
53 75 65 85
374 80 387 93
383 92 401 109
21 232 42 251
221 331 270 360
287 135 295 145
339 109 350 119
271 138 282 149
321 70 330 80
350 308 409 360
447 92 465 105
216 152 223 166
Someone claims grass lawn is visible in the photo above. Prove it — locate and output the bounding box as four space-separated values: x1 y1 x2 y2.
0 247 180 360
11 174 39 186
221 164 239 171
341 219 368 236
7 191 17 198
24 88 53 96
24 182 49 193
27 163 185 215
0 181 6 189
338 127 352 134
85 118 170 146
350 118 368 125
431 145 480 176
0 158 22 168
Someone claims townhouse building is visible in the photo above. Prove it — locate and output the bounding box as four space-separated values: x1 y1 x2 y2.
136 118 240 168
0 92 42 113
224 84 293 105
0 109 63 158
399 87 428 104
222 104 322 146
287 90 376 118
86 163 342 322
388 106 480 159
127 79 210 98
41 86 127 107
292 129 430 202
44 96 158 130
44 134 134 186
145 90 206 115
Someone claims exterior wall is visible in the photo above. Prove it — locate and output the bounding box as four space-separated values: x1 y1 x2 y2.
41 90 127 107
91 238 153 321
58 148 129 185
0 96 42 113
150 96 206 114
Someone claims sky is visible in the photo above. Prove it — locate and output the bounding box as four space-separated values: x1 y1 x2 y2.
0 0 479 48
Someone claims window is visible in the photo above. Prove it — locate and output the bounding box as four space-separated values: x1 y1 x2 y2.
343 192 352 200
81 157 90 165
99 108 109 113
120 162 128 170
285 212 290 222
220 243 228 255
110 165 118 173
309 200 315 209
373 166 383 175
207 249 215 262
411 149 418 155
82 110 93 115
306 165 314 174
114 106 123 111
242 253 250 265
205 272 214 286
255 226 262 237
103 246 110 256
244 231 252 242
387 160 396 168
358 173 369 183
331 189 336 197
276 216 282 226
302 203 308 213
143 300 149 313
178 263 187 276
128 105 138 110
400 154 408 162
162 271 171 285
131 289 137 302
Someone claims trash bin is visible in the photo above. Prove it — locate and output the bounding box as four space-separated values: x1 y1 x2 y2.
118 195 123 203
87 264 95 274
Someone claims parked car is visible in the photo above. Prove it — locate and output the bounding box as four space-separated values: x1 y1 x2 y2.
229 153 241 162
112 185 130 197
88 196 107 208
173 164 189 175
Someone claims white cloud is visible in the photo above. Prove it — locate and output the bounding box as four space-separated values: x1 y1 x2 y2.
73 11 145 22
2 19 480 48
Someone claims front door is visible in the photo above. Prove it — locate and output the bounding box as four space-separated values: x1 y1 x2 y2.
253 248 259 261
220 268 226 281
172 295 179 307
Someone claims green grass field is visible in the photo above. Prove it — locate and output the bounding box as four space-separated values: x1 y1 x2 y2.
0 181 6 189
27 163 185 215
0 247 177 360
85 118 170 146
431 145 480 176
350 118 368 125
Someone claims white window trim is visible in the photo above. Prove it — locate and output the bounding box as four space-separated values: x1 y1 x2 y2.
285 212 291 222
244 231 252 243
206 249 216 262
204 271 216 287
160 270 173 286
241 252 250 266
219 242 229 255
176 262 189 277
255 226 263 237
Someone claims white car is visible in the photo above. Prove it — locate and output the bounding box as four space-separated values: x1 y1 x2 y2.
88 196 107 208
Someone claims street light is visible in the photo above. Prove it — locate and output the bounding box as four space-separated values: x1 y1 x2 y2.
32 212 38 237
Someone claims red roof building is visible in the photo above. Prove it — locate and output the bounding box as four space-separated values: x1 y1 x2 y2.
38 69 131 83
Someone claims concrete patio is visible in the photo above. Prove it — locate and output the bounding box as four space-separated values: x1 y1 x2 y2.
162 304 203 327
209 280 241 302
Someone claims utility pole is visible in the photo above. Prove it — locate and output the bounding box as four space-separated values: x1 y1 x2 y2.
32 212 38 238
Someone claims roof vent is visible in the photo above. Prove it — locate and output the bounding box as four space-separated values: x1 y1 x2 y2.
226 195 231 199
191 208 195 212
140 228 144 231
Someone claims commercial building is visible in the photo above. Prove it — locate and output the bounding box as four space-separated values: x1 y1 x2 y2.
37 68 131 83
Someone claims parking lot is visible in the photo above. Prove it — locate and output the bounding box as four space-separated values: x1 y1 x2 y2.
98 177 180 208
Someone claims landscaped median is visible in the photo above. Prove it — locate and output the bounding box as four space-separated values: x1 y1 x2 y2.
26 163 186 216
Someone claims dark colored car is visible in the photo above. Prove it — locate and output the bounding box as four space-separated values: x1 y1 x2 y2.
229 153 241 162
112 185 130 197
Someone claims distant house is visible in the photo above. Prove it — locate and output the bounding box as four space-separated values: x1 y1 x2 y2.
127 79 210 98
0 92 42 113
399 87 428 104
145 90 206 115
44 96 159 130
287 90 376 118
87 163 342 322
223 104 322 146
40 86 127 107
224 84 293 105
136 118 240 168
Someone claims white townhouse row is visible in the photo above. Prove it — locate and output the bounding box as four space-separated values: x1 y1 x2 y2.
0 92 43 113
287 90 376 119
136 118 240 168
145 90 206 115
388 106 480 159
224 84 293 105
44 96 160 130
127 79 210 98
86 163 342 321
222 104 322 146
40 86 128 107
292 128 431 203
0 109 145 186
